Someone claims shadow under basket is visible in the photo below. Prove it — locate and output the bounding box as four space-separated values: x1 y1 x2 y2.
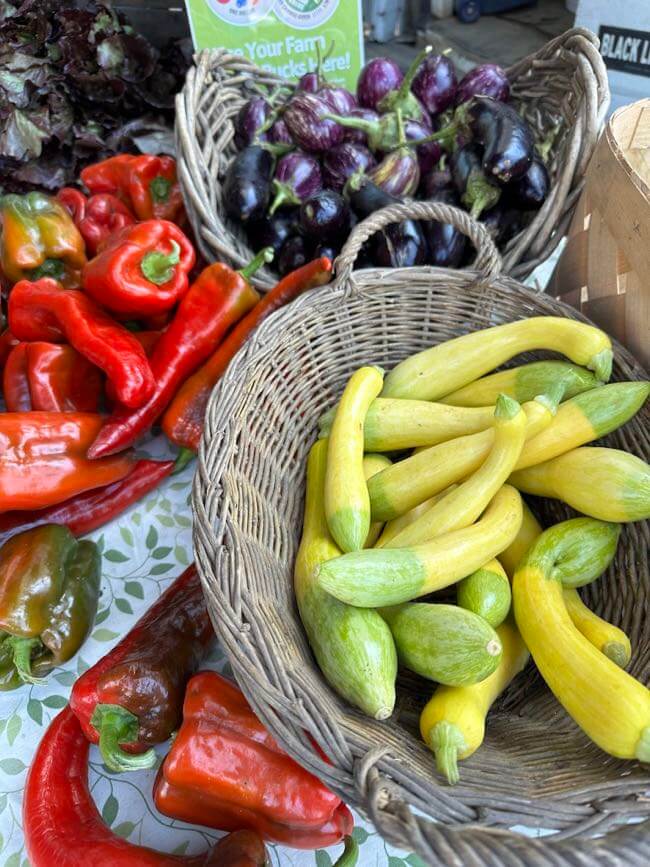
192 204 649 865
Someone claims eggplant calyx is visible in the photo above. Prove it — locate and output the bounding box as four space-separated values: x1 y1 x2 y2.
464 169 500 219
323 112 375 134
343 169 367 198
5 636 47 685
378 45 432 119
259 141 293 158
268 180 301 215
91 703 157 773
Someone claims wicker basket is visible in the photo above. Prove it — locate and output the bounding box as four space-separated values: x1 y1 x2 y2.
175 27 609 291
193 201 650 865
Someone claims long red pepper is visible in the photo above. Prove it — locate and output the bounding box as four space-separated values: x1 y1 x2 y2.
87 252 270 459
2 342 31 411
23 707 267 867
70 564 212 772
0 459 174 542
8 277 155 408
162 256 333 451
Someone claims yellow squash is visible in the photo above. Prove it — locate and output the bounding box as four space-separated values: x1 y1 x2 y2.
562 588 631 668
375 487 457 548
363 453 392 547
498 499 542 578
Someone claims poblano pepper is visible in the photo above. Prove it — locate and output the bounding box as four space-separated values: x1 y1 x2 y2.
0 525 100 689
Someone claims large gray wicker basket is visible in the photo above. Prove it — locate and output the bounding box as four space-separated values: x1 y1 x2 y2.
192 203 650 865
176 27 609 291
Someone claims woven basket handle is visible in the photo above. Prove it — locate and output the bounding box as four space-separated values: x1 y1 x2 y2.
334 200 502 289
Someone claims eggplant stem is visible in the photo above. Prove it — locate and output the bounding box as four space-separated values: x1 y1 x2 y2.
466 170 500 219
91 703 157 773
323 112 373 133
268 180 300 216
239 246 274 279
260 141 293 158
6 636 46 685
397 44 432 98
395 108 406 148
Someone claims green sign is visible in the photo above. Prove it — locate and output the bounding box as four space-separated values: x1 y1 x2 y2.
184 0 364 89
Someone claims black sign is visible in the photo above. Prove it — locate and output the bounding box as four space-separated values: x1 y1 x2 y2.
598 25 650 77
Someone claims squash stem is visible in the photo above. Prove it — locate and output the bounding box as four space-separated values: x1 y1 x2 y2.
429 720 465 785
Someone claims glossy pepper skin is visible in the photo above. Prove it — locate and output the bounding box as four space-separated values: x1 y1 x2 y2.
0 458 174 543
0 525 100 689
163 256 333 452
58 187 136 256
87 255 265 458
0 328 19 371
0 192 86 288
0 412 135 511
70 564 213 772
154 670 353 848
8 277 155 408
3 342 102 412
82 220 196 316
81 154 186 224
56 187 88 225
24 707 266 867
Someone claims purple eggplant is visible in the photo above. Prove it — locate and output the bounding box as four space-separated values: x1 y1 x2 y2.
419 164 452 199
322 143 377 192
246 208 299 256
277 234 310 276
297 71 320 93
315 242 341 262
269 117 293 145
455 64 510 106
318 86 358 115
404 117 441 175
377 47 431 121
481 202 524 245
509 156 550 209
283 92 344 152
421 181 467 268
357 57 404 111
451 144 501 218
234 97 272 149
347 176 427 268
342 108 380 145
300 190 350 240
223 145 274 223
368 148 420 197
467 96 534 182
269 151 322 215
412 52 457 116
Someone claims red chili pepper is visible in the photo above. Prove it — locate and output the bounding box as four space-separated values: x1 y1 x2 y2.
24 707 267 867
162 256 333 451
87 252 270 459
70 564 212 772
82 220 195 316
56 187 87 224
0 458 174 541
2 342 31 411
8 277 155 409
132 330 162 355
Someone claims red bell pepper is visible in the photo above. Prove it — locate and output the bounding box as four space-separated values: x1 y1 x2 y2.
58 188 137 256
3 342 102 412
154 671 354 848
0 328 19 371
8 277 155 409
56 187 88 224
82 220 195 316
163 256 333 451
70 564 212 772
87 251 270 459
24 706 268 867
81 154 185 224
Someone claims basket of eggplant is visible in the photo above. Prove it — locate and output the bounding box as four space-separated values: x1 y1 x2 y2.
176 27 609 290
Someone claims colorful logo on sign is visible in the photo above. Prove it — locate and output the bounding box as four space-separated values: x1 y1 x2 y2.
207 0 277 25
276 0 338 29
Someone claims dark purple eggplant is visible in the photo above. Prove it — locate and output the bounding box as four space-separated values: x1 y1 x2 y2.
300 190 350 240
297 71 320 93
223 145 274 223
368 148 420 197
347 177 427 268
246 208 299 255
419 165 452 199
455 64 510 106
357 57 404 111
412 52 457 116
421 182 467 267
314 242 341 262
283 93 344 152
405 117 441 175
451 144 501 218
343 108 381 145
467 96 534 183
234 98 272 149
377 47 431 121
269 151 322 215
509 156 550 209
318 86 358 115
322 143 377 192
269 117 293 145
481 202 524 245
277 234 310 276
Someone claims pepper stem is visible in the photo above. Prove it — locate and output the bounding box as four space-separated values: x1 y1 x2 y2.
29 258 66 282
141 241 181 285
465 170 500 219
90 703 157 773
149 175 172 204
333 835 359 867
173 447 196 474
428 721 467 785
5 636 46 685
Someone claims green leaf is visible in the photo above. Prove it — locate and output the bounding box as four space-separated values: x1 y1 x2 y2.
146 526 158 549
95 608 111 625
160 498 172 512
6 713 21 746
152 546 172 560
95 534 105 553
125 581 144 599
22 859 30 867
145 498 157 512
388 858 405 867
54 670 77 687
120 527 134 546
406 856 428 867
102 793 118 825
175 515 192 528
43 695 67 709
0 719 6 737
156 514 175 528
175 545 189 565
315 852 333 867
0 757 25 775
0 793 7 814
170 482 187 491
113 821 135 839
115 597 133 615
5 852 21 867
172 842 190 856
352 827 369 844
92 628 120 642
77 656 90 674
132 512 142 527
150 563 173 575
27 698 43 725
104 549 129 563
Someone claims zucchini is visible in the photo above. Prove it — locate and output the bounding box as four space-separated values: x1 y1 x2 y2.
420 619 529 784
382 317 612 401
325 366 384 552
513 519 650 761
363 454 391 547
457 559 511 627
510 447 650 522
316 486 523 607
440 360 601 407
380 603 503 686
387 394 526 546
563 588 631 669
295 439 397 720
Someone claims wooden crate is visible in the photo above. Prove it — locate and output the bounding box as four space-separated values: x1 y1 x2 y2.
550 99 650 370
